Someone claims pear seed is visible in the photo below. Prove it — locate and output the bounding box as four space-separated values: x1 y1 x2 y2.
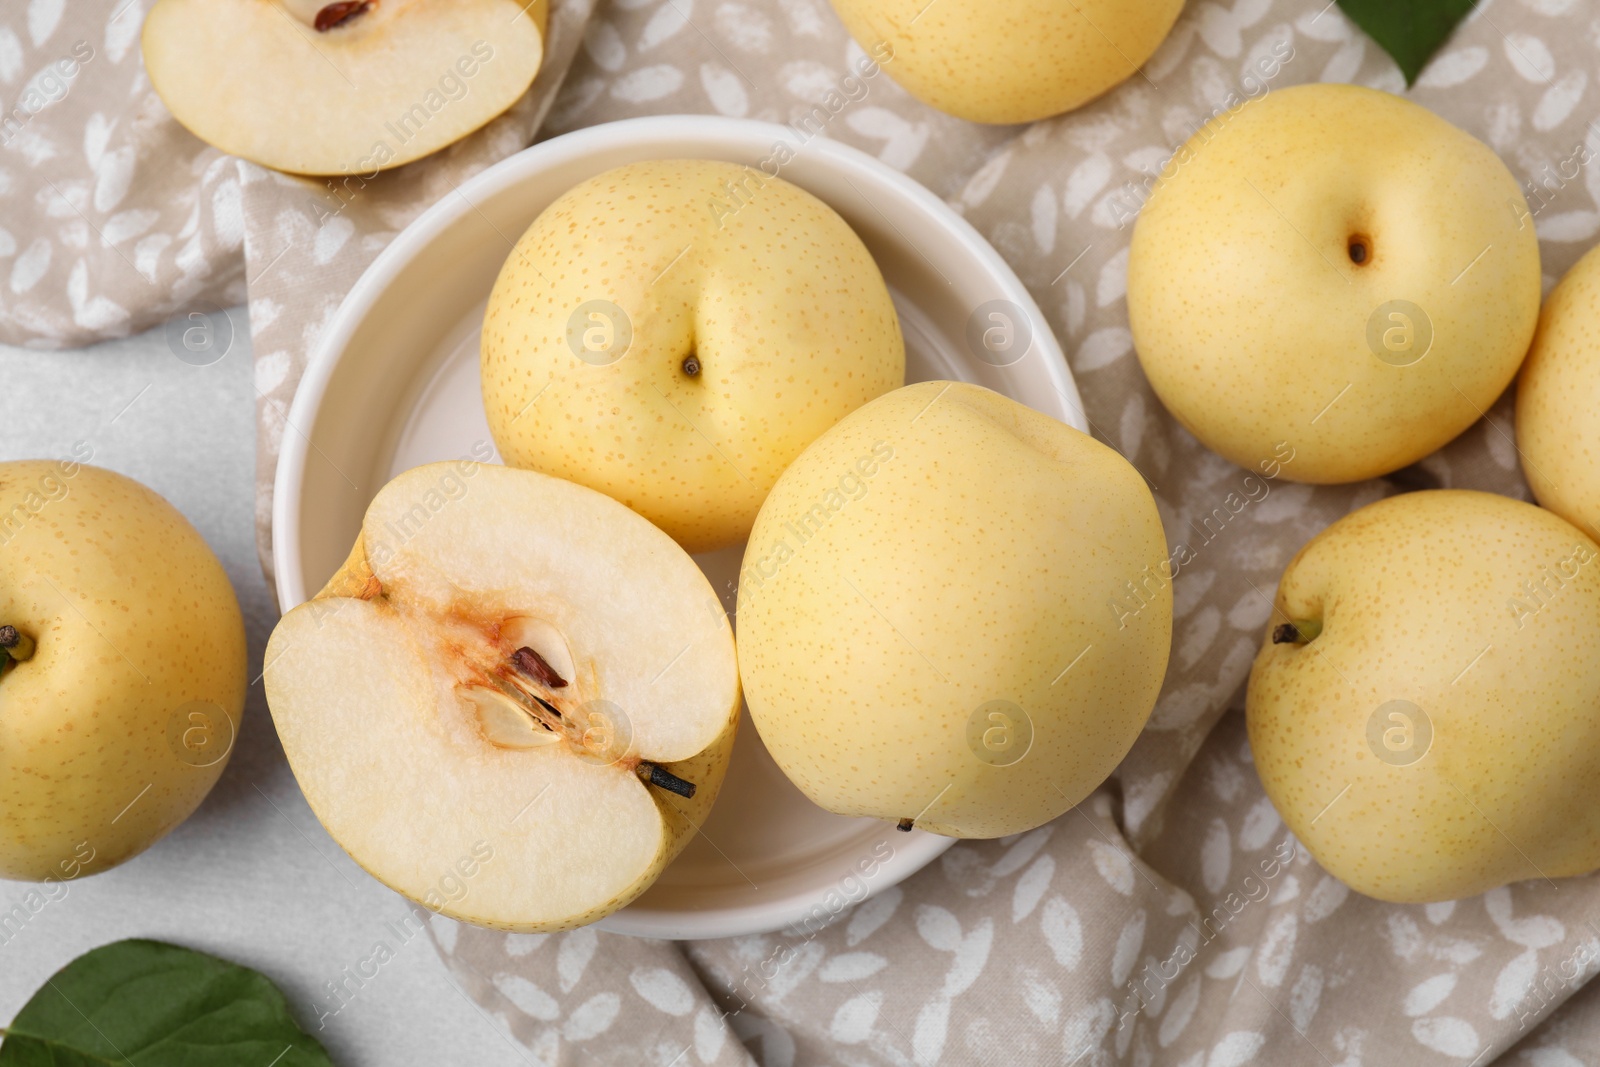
315 1 372 31
512 646 568 688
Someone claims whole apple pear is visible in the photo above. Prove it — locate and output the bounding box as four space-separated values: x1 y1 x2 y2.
737 382 1171 839
481 159 905 554
1129 84 1540 483
826 0 1184 124
1517 242 1600 534
1247 490 1600 903
0 461 246 881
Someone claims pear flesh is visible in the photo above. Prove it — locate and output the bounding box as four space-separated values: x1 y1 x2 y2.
264 463 739 930
141 0 546 175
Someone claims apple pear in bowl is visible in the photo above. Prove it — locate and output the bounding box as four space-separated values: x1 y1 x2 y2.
1128 84 1540 484
1247 490 1600 903
142 0 546 175
480 159 906 555
263 462 740 930
736 382 1171 839
0 461 247 881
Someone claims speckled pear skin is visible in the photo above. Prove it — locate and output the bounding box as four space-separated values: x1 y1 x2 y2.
481 159 905 554
1247 490 1600 903
827 0 1184 124
0 461 247 881
736 381 1172 839
1517 243 1600 536
1128 83 1541 485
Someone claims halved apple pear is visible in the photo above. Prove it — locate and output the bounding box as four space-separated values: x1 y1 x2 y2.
141 0 546 176
263 462 739 931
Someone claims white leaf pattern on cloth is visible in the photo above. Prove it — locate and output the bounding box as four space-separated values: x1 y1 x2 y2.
564 992 621 1041
828 991 880 1045
1206 1030 1265 1067
1405 973 1459 1017
1412 1016 1482 1057
494 974 561 1021
557 927 598 992
1041 895 1084 971
1012 854 1055 922
817 952 887 984
631 966 697 1015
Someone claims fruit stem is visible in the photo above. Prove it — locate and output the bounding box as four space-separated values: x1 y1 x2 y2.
1272 618 1322 646
639 762 696 799
0 626 35 663
896 818 913 832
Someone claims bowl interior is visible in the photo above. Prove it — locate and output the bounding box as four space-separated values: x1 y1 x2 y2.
275 117 1083 939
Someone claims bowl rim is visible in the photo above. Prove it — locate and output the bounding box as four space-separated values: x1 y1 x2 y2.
271 114 1080 940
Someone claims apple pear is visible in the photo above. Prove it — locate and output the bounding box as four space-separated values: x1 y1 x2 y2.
736 382 1172 839
827 0 1184 124
0 461 247 881
1129 84 1540 483
480 159 905 554
263 462 739 930
1516 242 1600 535
1247 490 1600 903
142 0 546 175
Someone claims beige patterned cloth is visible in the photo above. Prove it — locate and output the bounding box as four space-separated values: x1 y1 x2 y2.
7 0 1600 1063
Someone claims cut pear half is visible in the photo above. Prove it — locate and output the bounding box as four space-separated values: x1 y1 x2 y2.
141 0 546 176
264 462 740 931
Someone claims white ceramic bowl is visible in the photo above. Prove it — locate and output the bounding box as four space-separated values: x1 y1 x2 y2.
272 115 1085 940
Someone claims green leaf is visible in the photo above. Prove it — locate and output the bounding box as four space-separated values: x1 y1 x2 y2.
1336 0 1477 85
0 940 335 1067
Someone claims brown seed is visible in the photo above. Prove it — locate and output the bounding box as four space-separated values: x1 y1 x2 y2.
315 1 372 31
512 646 568 688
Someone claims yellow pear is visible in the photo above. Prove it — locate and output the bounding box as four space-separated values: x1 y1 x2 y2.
1247 490 1600 903
1517 242 1600 536
736 382 1171 839
142 0 546 175
1129 84 1540 483
827 0 1184 124
264 463 739 930
481 159 905 555
0 461 246 881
